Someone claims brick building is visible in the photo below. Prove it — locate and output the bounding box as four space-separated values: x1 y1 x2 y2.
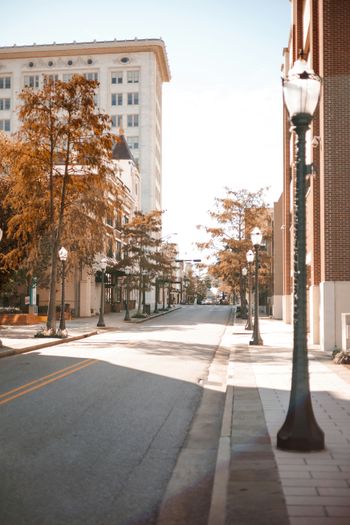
279 0 350 351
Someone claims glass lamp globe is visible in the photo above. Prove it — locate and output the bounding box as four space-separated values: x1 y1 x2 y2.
251 227 263 247
283 58 321 118
58 247 68 261
246 249 254 263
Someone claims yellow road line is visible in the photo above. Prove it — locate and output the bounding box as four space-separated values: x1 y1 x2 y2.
0 359 97 406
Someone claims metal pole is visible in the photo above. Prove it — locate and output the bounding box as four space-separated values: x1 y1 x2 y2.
124 275 130 321
277 113 324 451
245 263 253 330
249 245 263 345
97 269 106 327
154 279 159 313
59 259 66 333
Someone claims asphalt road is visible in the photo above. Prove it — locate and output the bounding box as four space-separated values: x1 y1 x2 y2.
0 305 231 525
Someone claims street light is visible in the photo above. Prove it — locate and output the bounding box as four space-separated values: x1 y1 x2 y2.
124 268 131 321
97 258 107 327
249 227 263 346
277 56 324 451
154 278 159 313
57 247 68 338
0 228 3 347
242 266 248 318
246 249 254 330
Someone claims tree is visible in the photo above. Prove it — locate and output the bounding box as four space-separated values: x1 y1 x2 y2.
0 75 118 334
156 241 178 309
118 210 163 317
198 187 272 313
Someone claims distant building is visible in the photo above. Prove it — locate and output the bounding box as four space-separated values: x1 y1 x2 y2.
0 38 171 212
279 0 350 351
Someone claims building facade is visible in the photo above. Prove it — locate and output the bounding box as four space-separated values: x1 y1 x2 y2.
0 38 170 212
28 133 141 318
280 0 350 351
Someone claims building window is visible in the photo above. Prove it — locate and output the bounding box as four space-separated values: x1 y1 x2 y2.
127 71 139 84
0 119 11 131
111 93 123 106
115 211 122 230
111 72 123 84
127 114 139 127
63 73 74 82
0 77 11 89
0 98 10 110
24 75 40 89
116 241 122 261
84 72 99 81
111 115 123 128
127 92 139 105
44 74 59 86
127 136 139 149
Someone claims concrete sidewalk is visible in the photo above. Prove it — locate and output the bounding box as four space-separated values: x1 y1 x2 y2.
0 307 181 358
218 317 350 525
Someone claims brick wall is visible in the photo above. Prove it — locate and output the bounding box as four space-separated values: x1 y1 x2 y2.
320 0 350 281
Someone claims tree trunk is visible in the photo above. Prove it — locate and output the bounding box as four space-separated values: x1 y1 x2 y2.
137 271 142 315
46 235 59 334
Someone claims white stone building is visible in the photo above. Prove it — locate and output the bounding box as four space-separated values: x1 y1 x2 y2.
0 38 171 212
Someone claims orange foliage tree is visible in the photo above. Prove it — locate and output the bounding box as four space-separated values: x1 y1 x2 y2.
0 75 119 334
198 187 272 313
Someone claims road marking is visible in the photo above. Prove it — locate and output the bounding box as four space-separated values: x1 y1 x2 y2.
0 359 97 406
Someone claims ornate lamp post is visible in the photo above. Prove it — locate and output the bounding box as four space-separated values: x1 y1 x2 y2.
97 258 107 327
249 227 263 346
246 249 254 331
154 278 159 313
57 247 68 338
0 228 3 347
242 266 248 318
277 57 324 451
124 268 131 321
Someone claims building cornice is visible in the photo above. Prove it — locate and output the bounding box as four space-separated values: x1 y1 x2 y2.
0 39 171 82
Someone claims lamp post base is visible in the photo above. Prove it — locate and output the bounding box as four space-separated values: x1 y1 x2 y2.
277 401 325 451
249 336 263 346
97 312 105 327
245 319 253 331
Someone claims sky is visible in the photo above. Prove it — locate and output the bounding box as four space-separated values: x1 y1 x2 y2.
1 0 291 258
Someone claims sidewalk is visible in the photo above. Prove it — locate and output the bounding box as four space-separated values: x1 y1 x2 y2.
0 307 181 358
219 317 350 525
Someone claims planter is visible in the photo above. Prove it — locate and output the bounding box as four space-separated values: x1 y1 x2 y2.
0 313 42 325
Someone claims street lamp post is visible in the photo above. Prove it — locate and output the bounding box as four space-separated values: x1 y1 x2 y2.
246 250 254 331
57 247 68 338
0 228 3 347
97 258 107 327
277 57 324 451
242 266 248 318
154 278 159 313
142 270 148 314
249 227 263 346
124 269 131 321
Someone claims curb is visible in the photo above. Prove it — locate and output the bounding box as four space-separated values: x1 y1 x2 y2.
128 306 181 323
207 314 236 525
0 331 98 358
0 306 182 359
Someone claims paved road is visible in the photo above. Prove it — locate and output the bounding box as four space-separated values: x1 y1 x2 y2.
0 305 231 525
